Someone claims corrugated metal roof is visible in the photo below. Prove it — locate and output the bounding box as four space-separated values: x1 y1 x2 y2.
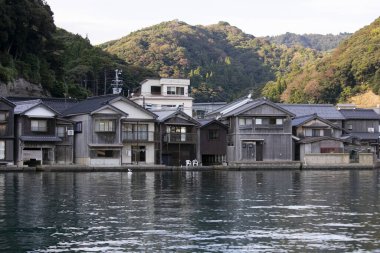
339 109 380 120
279 104 345 120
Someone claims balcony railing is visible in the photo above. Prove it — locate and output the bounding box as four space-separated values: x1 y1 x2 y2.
163 133 197 143
122 131 157 142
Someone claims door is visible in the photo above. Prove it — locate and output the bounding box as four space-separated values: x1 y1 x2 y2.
256 141 263 161
242 142 256 160
132 146 146 163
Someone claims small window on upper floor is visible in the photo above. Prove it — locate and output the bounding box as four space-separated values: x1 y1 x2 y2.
0 112 8 121
167 86 184 95
208 129 219 140
347 124 353 130
75 122 82 133
255 118 262 125
239 118 252 126
151 86 161 95
276 118 283 125
57 126 66 137
95 119 115 132
31 120 47 132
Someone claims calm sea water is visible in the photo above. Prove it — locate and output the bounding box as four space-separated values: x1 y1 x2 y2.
0 170 379 252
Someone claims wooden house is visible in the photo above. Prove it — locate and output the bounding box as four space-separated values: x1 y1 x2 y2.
14 100 74 166
209 97 295 164
155 109 200 166
340 108 380 157
198 119 228 165
291 114 347 162
63 95 158 166
0 98 15 165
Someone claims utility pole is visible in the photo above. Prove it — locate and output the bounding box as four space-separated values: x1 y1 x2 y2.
111 69 123 94
104 70 107 95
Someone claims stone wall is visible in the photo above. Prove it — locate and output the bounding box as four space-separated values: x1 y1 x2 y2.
304 153 350 165
0 78 49 97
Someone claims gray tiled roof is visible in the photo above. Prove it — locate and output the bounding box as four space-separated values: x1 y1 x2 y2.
62 94 120 116
8 97 78 113
279 104 345 120
291 114 314 126
339 109 380 120
152 110 177 122
298 136 347 144
14 100 42 114
345 132 380 140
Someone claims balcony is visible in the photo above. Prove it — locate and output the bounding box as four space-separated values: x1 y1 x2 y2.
122 131 157 142
163 133 197 143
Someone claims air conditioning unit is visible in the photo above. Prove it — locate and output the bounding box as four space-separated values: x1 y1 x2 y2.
67 130 74 136
368 127 375 133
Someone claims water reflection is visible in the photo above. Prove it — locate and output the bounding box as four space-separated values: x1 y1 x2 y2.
0 170 379 252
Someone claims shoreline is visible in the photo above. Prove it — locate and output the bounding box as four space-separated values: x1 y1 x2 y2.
0 162 378 172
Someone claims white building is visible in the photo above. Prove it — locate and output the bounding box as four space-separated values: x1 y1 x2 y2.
130 78 193 116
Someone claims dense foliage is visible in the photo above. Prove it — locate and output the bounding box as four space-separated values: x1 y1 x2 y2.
0 0 155 98
101 21 285 101
262 17 380 104
266 32 352 51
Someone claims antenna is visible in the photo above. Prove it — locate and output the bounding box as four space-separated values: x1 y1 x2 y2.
111 69 123 94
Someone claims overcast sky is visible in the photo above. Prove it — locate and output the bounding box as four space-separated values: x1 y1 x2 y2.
46 0 380 45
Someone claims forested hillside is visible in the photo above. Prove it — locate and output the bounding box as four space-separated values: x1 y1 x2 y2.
0 0 155 98
262 17 380 104
266 32 352 51
101 21 320 101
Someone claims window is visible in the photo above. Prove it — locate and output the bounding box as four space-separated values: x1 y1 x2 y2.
167 86 184 95
167 87 176 95
368 127 375 133
347 124 353 130
0 112 8 121
312 129 321 137
176 87 184 95
0 124 6 135
276 118 283 125
31 120 47 132
91 149 120 158
57 126 66 137
239 118 252 126
255 118 262 125
209 129 219 140
151 86 161 94
269 118 276 125
123 124 148 140
75 122 82 133
0 141 4 159
95 120 115 132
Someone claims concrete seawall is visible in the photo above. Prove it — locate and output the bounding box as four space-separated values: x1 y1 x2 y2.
0 161 378 172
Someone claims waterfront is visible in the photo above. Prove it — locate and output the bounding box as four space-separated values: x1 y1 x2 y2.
0 170 379 252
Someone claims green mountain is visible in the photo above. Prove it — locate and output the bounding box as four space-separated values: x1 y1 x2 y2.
266 32 352 51
0 0 156 98
262 17 380 104
101 20 317 101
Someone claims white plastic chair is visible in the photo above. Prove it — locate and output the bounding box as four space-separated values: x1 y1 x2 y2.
192 159 198 166
186 160 192 166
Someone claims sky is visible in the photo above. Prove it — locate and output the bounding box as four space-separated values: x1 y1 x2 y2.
46 0 380 45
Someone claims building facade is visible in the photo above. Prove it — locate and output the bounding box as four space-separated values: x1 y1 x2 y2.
130 78 193 116
0 98 15 165
63 95 157 166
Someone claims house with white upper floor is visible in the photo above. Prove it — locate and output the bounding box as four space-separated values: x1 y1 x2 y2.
130 78 193 116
